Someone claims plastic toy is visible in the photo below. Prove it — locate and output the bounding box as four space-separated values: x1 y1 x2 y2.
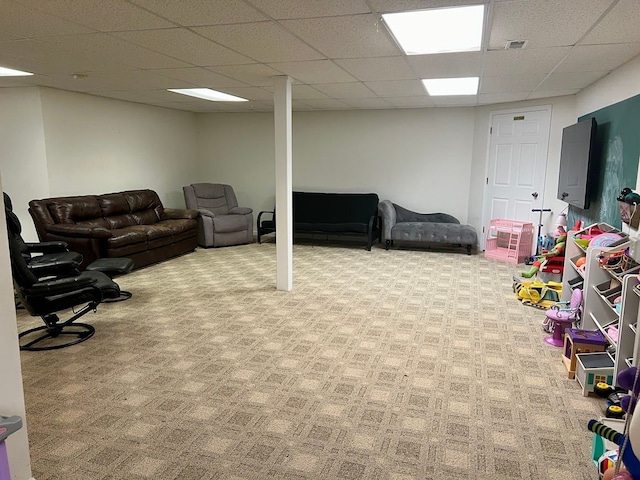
542 288 583 347
521 232 566 278
513 277 562 309
589 366 640 479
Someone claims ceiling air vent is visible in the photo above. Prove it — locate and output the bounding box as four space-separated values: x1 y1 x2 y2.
505 40 528 49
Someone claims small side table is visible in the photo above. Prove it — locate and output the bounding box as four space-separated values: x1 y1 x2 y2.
562 329 608 379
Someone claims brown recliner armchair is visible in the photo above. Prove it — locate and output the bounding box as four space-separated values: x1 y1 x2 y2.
183 183 253 247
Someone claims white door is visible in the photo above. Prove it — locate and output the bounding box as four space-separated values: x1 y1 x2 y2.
482 106 551 252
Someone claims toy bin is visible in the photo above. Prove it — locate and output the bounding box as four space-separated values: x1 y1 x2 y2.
485 219 534 264
575 352 614 397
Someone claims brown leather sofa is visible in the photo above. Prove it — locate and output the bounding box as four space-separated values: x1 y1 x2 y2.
28 189 199 269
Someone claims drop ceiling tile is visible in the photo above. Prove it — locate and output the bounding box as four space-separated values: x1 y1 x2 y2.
41 70 191 92
218 86 274 101
339 97 390 109
114 29 253 67
406 52 482 78
281 14 400 58
43 33 190 70
380 96 436 108
92 90 171 104
193 22 324 63
555 43 640 73
368 0 485 13
431 96 478 107
334 57 415 81
267 60 356 84
483 47 571 76
151 68 247 88
245 0 370 19
297 98 352 109
480 74 547 94
312 82 377 98
129 0 267 26
582 0 640 44
477 92 530 105
0 1 94 38
18 0 174 32
207 64 284 86
527 89 579 100
0 38 126 74
537 71 609 91
291 85 330 100
364 80 426 97
488 0 613 49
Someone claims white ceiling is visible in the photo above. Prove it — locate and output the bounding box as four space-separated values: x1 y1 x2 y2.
0 0 638 112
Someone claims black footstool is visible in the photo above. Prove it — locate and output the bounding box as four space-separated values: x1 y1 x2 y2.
85 257 134 302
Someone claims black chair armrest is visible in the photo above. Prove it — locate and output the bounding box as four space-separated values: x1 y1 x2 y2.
258 210 275 223
28 275 97 296
24 241 70 253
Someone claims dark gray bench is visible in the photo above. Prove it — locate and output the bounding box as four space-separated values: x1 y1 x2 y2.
378 200 477 254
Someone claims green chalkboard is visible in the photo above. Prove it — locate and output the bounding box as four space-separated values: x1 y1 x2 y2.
567 93 640 229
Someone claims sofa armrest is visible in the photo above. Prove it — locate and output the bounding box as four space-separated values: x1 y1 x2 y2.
378 200 396 241
161 208 199 220
229 206 252 215
44 224 112 239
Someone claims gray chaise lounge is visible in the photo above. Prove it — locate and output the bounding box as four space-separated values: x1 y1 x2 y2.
378 200 477 254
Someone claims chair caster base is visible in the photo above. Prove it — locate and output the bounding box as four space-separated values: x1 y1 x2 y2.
103 290 132 303
19 323 96 351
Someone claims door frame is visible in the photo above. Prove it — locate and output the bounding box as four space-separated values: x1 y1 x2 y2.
481 105 552 250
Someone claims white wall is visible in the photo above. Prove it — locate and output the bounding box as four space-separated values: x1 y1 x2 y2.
0 171 32 480
40 88 199 211
196 107 476 223
0 87 50 241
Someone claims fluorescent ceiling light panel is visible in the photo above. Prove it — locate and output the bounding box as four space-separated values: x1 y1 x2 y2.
422 77 479 96
383 5 484 55
168 88 247 102
0 66 33 76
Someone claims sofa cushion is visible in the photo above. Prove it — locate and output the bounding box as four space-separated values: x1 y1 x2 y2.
98 194 130 216
123 190 163 219
295 222 369 234
48 197 102 224
191 183 229 214
213 214 248 233
107 227 148 248
392 222 477 245
394 203 459 224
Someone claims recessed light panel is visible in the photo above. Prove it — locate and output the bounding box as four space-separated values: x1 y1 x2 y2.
422 77 479 96
168 88 248 102
0 66 33 77
383 5 484 55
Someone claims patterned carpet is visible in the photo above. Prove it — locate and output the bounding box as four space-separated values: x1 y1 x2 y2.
17 241 604 479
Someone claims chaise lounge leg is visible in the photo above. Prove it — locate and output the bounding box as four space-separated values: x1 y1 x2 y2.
466 244 471 255
385 240 391 250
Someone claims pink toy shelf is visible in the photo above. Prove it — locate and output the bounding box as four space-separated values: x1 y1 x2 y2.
485 219 534 264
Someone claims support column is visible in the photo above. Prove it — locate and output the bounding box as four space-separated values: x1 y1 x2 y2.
273 76 293 291
0 171 32 480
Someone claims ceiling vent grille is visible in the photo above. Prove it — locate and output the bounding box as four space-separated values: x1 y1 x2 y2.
505 40 528 49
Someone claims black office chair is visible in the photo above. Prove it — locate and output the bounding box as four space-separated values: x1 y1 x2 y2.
257 209 276 244
8 231 122 351
4 192 82 278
